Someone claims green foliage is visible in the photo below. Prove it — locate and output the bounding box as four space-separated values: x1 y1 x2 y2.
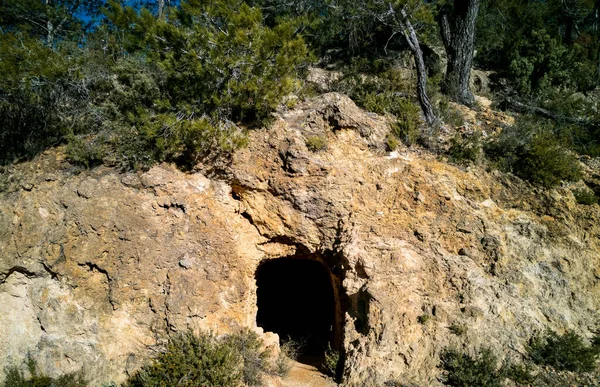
389 100 422 147
1 0 308 169
332 61 423 148
417 314 431 325
573 187 599 205
245 0 338 54
2 357 87 387
2 0 599 181
321 344 340 378
360 92 397 115
485 117 582 187
504 362 537 386
555 119 600 158
0 0 98 45
125 330 276 387
448 323 467 336
528 330 600 372
124 331 242 387
0 33 86 164
223 329 271 387
440 348 504 387
273 340 298 377
448 133 482 164
386 133 400 151
475 0 599 157
438 98 465 128
592 333 600 351
507 29 574 96
336 63 416 117
65 135 108 169
96 0 307 170
249 0 437 60
107 0 309 124
508 132 581 188
391 118 420 147
477 0 598 94
441 332 600 387
114 114 247 171
305 135 328 152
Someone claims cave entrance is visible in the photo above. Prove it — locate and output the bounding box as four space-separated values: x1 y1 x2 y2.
255 256 340 365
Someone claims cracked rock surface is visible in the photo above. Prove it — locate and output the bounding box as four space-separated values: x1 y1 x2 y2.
1 93 599 386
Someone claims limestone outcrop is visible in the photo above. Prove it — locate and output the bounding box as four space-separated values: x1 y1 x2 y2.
1 93 599 386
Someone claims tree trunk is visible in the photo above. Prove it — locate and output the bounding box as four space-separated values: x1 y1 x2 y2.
45 0 54 48
564 14 574 45
400 10 437 126
439 0 481 107
47 19 54 48
157 0 165 18
505 97 590 125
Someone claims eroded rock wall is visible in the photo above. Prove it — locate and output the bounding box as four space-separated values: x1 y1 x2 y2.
1 93 599 386
0 162 266 384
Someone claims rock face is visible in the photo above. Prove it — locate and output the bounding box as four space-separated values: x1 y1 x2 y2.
1 93 599 386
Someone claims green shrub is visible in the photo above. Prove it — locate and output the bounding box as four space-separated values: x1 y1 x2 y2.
528 330 600 372
507 30 570 96
440 348 504 387
386 133 400 151
332 63 422 148
105 124 166 172
0 33 89 165
592 333 600 351
1 1 308 170
504 362 537 386
448 323 467 336
273 340 298 377
573 187 598 206
558 121 600 158
391 119 419 147
388 100 422 147
393 99 422 130
66 135 108 169
124 330 278 387
440 332 600 387
2 357 87 387
305 135 328 152
106 0 309 125
334 61 413 108
533 367 599 386
485 117 582 188
438 97 465 128
75 114 248 171
518 133 582 187
417 314 431 325
352 88 421 129
321 344 340 378
448 133 482 164
124 331 242 387
359 92 393 115
223 329 271 387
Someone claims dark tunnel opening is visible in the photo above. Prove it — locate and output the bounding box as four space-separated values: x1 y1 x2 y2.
256 257 337 364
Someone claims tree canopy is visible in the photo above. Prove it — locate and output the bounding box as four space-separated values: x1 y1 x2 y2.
0 0 598 187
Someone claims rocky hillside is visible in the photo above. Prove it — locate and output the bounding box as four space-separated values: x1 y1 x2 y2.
1 93 599 386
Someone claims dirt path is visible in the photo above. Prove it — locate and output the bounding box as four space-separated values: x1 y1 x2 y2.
280 361 337 387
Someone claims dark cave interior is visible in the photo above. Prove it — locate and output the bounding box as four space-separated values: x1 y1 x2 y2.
256 257 336 362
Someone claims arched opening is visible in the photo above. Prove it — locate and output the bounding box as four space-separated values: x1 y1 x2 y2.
255 256 339 364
